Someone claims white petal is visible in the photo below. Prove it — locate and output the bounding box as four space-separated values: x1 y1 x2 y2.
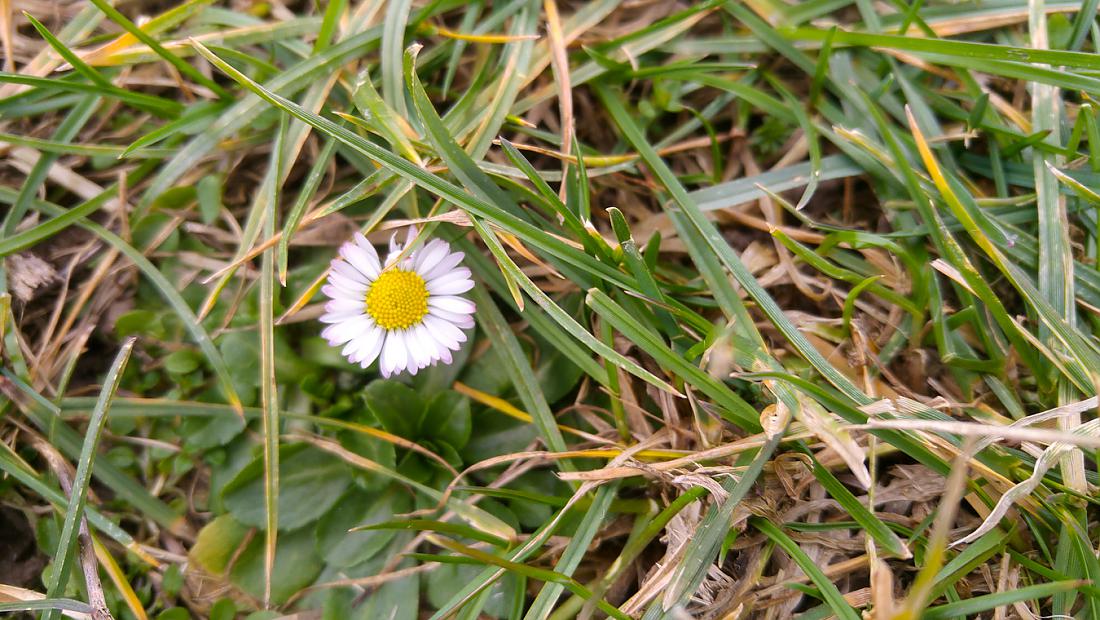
413 239 449 272
381 331 408 377
332 259 372 284
325 298 363 314
410 325 437 366
321 315 371 345
322 282 366 301
341 334 369 362
428 307 475 329
427 266 471 286
350 327 384 367
423 314 465 350
341 235 381 278
359 334 385 368
386 227 420 267
320 309 362 324
342 325 381 361
422 251 465 281
379 333 397 377
427 274 474 296
393 331 412 374
403 327 425 368
429 295 476 315
328 271 370 294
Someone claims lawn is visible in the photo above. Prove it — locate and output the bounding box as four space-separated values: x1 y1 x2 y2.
2 0 1099 618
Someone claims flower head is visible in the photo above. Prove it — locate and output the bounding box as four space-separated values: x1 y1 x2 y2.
320 229 475 376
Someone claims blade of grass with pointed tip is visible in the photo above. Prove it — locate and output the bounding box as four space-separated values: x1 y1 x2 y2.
753 517 862 620
457 238 609 386
473 219 677 396
140 26 385 211
585 288 758 431
351 70 420 163
392 47 675 394
122 100 224 155
806 454 911 558
0 132 172 159
908 110 1100 387
277 137 337 283
22 13 112 90
928 528 1008 601
190 41 641 291
43 338 134 620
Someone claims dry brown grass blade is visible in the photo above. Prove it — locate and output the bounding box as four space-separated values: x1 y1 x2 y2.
543 0 573 200
0 585 92 620
0 0 13 73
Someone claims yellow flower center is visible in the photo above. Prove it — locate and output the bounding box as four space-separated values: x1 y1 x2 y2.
365 269 429 330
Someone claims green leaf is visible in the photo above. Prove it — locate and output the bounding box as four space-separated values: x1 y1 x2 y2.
315 487 410 568
164 349 202 375
363 379 426 439
222 445 352 530
196 175 223 225
230 526 323 605
191 515 250 575
421 390 472 450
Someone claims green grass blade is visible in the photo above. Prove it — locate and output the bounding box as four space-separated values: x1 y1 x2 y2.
86 0 231 99
1 370 181 528
0 73 183 116
258 116 285 606
0 599 94 615
43 338 135 620
753 517 862 620
0 443 148 560
662 432 784 610
922 581 1084 620
594 82 871 404
467 283 572 463
524 484 617 620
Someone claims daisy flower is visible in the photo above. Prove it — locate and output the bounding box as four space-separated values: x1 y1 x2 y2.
320 229 475 376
